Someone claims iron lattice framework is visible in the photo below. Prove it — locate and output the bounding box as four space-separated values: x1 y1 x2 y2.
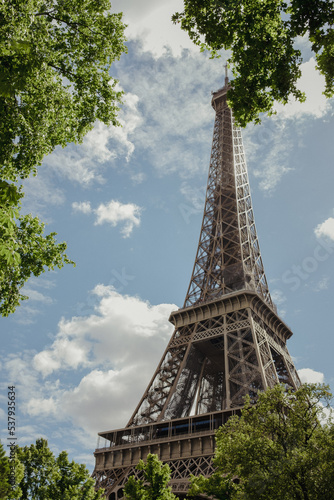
93 77 300 499
184 80 272 308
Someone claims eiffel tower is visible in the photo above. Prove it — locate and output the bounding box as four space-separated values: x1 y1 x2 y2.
93 72 300 499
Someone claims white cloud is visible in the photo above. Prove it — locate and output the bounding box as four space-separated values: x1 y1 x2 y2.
253 157 292 192
26 397 58 417
72 201 92 214
13 305 42 325
31 285 175 375
315 217 334 241
33 336 93 377
1 288 176 447
62 368 140 435
72 199 143 237
112 0 197 57
43 91 142 186
94 200 142 237
274 58 331 119
298 368 325 384
17 287 176 433
116 48 227 178
28 277 56 290
5 354 39 388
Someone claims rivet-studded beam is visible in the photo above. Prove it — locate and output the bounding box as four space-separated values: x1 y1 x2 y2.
126 292 299 427
93 78 300 499
184 84 273 309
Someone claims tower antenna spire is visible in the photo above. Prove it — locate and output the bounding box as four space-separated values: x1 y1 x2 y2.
224 62 229 86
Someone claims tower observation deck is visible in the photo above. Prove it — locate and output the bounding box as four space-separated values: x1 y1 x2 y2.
93 76 300 499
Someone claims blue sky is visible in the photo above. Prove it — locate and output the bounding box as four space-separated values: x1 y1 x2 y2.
1 0 334 470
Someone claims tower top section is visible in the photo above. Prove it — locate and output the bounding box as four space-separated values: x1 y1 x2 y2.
211 64 231 110
184 73 273 310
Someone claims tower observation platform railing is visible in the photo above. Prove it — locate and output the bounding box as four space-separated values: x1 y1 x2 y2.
95 408 243 453
183 283 278 316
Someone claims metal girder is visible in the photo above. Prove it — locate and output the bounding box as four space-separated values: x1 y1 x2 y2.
184 84 272 309
93 78 300 498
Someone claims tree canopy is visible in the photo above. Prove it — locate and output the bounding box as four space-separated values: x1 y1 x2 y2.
0 441 24 499
0 183 74 315
189 383 334 500
0 0 127 315
0 438 104 499
1 0 126 181
173 0 334 126
124 454 178 500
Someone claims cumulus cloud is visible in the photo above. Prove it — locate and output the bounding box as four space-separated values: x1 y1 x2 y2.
62 367 142 435
95 200 142 237
298 368 325 384
34 286 175 374
33 336 92 377
1 288 177 449
25 287 176 432
72 199 142 238
43 91 142 186
5 354 40 388
315 217 334 241
26 397 58 417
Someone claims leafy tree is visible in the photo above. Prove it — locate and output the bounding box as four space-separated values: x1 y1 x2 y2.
0 441 24 499
0 182 74 316
0 0 126 315
16 438 104 499
124 454 178 500
0 0 126 180
173 1 334 126
189 383 334 500
188 471 237 500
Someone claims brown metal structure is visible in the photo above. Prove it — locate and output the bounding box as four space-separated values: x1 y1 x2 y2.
93 76 300 499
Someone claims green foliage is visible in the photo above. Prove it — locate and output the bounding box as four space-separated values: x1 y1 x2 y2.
16 438 104 499
191 384 334 500
173 0 334 126
124 454 178 500
188 471 237 500
0 0 127 315
0 441 24 499
0 181 74 316
0 0 126 181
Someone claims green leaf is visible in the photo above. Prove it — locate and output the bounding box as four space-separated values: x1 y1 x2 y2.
0 0 127 314
173 0 334 125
